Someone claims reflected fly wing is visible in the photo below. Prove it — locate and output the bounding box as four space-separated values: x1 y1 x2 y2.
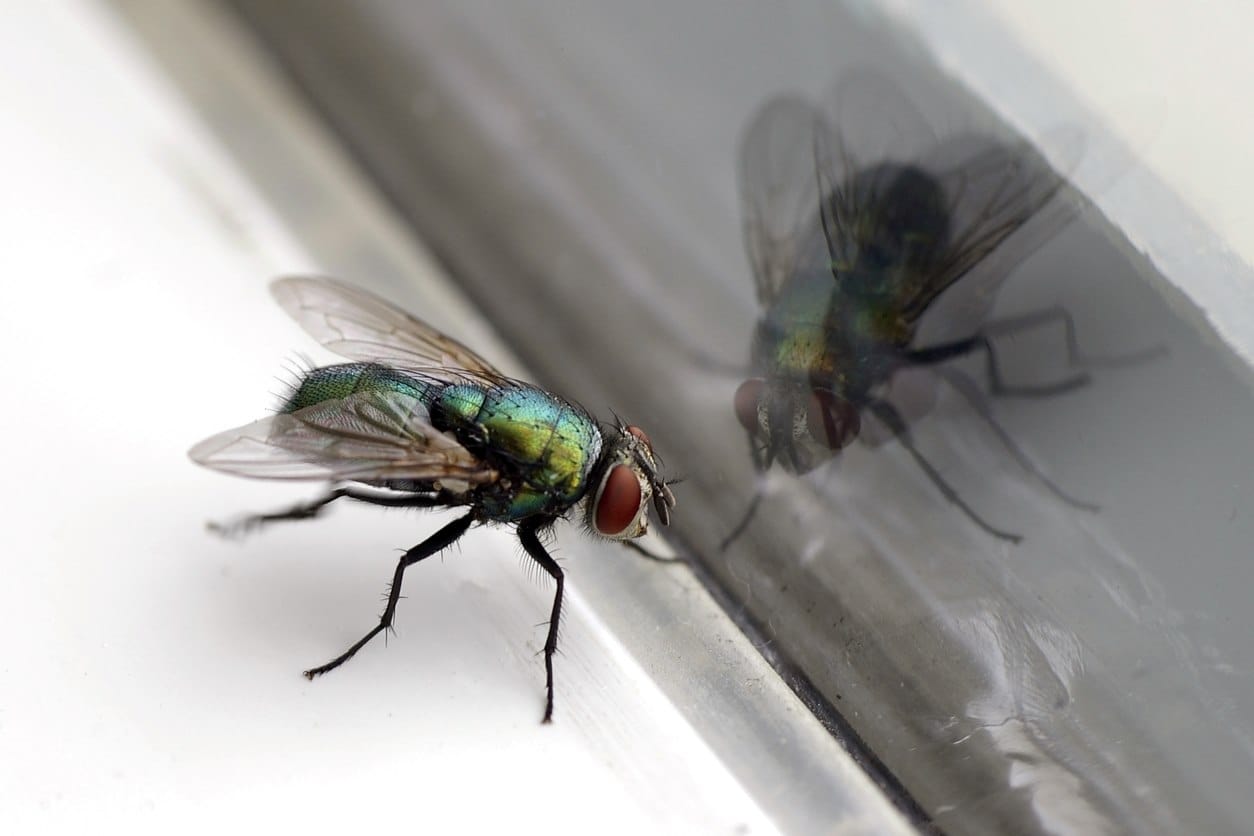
825 70 939 167
808 72 1087 342
903 129 1083 332
738 96 828 306
189 388 497 485
814 71 938 270
272 276 505 376
822 72 1088 340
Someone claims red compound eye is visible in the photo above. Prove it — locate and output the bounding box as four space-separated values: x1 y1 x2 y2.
626 425 653 452
594 464 643 536
734 379 766 434
805 391 861 450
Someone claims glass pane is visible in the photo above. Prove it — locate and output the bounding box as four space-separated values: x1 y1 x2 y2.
222 1 1254 832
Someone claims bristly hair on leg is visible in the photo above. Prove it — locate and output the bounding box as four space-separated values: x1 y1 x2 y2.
517 527 562 586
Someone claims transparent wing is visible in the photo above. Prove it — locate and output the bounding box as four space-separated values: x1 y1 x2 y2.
825 70 939 166
811 72 1084 336
814 71 939 268
900 129 1082 326
738 96 828 306
189 388 498 484
271 276 505 376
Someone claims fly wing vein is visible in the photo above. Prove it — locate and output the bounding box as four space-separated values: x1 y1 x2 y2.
189 389 497 485
271 276 506 377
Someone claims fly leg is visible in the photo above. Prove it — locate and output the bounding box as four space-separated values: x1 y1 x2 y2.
721 491 765 552
517 519 564 723
907 305 1163 396
981 305 1165 370
304 513 474 679
720 432 769 551
869 399 1022 543
208 486 443 537
933 366 1099 511
905 333 1090 397
619 540 682 564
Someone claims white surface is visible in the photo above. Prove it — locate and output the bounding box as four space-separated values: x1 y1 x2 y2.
0 3 781 832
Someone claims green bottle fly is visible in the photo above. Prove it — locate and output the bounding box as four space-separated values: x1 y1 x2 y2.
191 277 675 723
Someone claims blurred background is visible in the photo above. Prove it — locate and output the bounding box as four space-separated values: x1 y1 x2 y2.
4 1 1254 833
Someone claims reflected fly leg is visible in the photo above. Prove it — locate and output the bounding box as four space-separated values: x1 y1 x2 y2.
303 512 475 679
208 485 444 537
869 399 1022 543
933 366 1099 511
517 518 564 723
720 431 770 551
905 332 1090 397
720 489 765 552
981 305 1166 369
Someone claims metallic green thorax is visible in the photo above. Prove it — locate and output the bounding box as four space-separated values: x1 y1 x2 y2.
434 380 603 520
283 363 603 522
759 265 910 401
757 163 950 402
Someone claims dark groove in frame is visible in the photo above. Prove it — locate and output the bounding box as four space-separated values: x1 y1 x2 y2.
669 527 943 834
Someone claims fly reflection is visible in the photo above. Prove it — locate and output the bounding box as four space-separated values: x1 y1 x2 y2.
725 72 1136 547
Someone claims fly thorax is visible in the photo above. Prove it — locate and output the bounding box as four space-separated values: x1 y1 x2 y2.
586 425 674 540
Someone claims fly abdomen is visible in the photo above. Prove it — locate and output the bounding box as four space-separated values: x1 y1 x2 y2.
280 363 433 413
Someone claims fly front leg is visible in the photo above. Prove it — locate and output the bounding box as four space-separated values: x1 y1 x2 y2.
719 432 770 552
304 512 474 679
517 519 564 723
209 485 444 537
720 488 765 552
619 539 682 564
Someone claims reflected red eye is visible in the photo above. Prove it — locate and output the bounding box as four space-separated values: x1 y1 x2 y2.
594 464 643 536
734 379 765 434
806 391 861 450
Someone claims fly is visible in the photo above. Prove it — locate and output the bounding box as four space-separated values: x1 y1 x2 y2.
725 72 1116 547
190 277 676 723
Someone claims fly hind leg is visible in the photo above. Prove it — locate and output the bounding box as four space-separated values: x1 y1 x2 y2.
619 540 683 564
719 431 771 551
208 486 443 538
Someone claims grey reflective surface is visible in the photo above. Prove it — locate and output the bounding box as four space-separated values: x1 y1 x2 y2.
205 1 1254 832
